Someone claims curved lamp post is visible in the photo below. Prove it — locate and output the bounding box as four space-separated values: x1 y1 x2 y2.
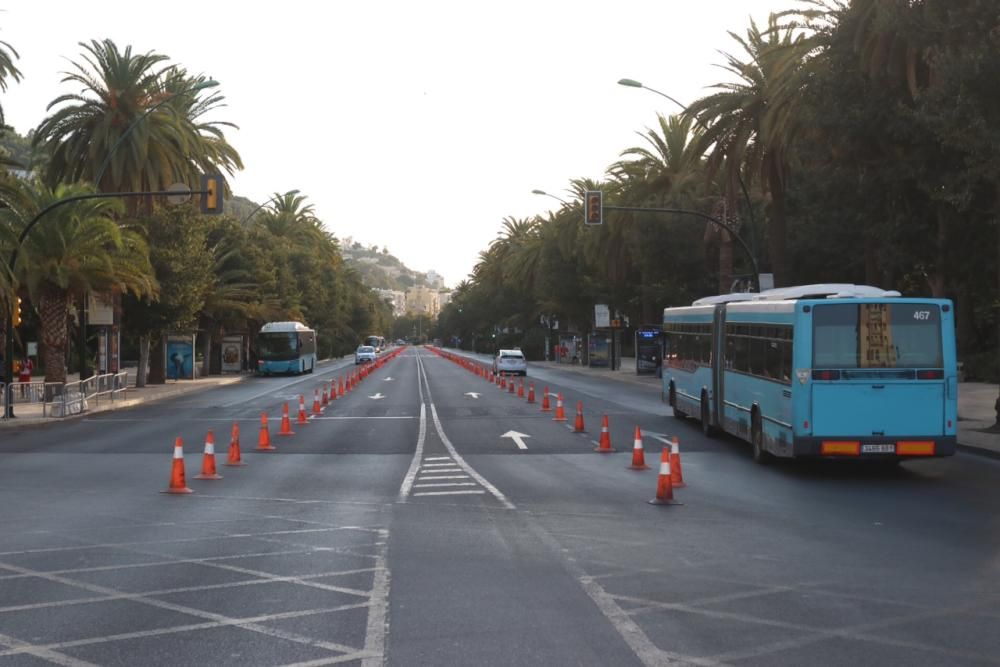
531 189 569 206
240 189 301 225
617 77 758 262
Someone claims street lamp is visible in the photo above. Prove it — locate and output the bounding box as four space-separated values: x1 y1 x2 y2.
240 190 301 225
617 77 759 269
531 189 569 206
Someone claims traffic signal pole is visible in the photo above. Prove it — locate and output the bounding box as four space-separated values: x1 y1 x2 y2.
3 185 220 418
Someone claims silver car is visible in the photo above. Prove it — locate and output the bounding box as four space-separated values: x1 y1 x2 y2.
355 345 377 365
493 349 527 376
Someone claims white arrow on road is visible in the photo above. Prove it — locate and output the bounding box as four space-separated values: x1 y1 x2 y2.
464 392 481 399
369 393 386 400
501 430 531 450
644 430 676 446
383 377 394 382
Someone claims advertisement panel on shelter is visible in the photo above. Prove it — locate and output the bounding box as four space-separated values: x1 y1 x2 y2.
165 334 195 380
221 335 243 373
589 334 610 367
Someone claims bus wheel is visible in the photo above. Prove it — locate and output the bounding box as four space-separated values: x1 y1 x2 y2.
751 412 770 464
700 394 715 437
670 384 686 419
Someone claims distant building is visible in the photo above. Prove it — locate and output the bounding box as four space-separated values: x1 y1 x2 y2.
425 270 445 289
406 286 440 318
438 291 452 307
376 289 407 317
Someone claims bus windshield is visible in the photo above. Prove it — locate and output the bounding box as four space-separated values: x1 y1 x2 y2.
258 332 299 361
812 303 943 369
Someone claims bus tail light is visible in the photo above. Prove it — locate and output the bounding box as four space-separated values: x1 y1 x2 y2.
916 370 943 380
812 370 841 381
821 441 860 456
897 441 935 456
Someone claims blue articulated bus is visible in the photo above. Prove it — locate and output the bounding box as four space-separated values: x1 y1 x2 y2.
662 284 957 462
256 321 317 375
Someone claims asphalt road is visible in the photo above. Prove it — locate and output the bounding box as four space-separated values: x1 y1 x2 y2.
1 347 998 666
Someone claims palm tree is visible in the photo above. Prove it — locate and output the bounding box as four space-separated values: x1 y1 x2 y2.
0 32 22 129
33 39 241 195
0 181 156 383
685 15 810 286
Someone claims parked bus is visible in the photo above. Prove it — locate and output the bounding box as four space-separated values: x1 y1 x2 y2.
662 284 957 463
256 321 317 375
364 335 386 353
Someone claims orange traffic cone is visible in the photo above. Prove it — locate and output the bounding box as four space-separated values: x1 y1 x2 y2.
279 403 295 436
649 447 682 505
574 401 585 432
162 437 193 494
329 381 337 401
553 393 567 422
541 387 551 412
596 415 616 452
195 430 223 480
527 383 535 404
296 395 309 425
225 422 245 466
500 375 507 390
338 377 345 397
508 378 515 394
627 425 648 469
518 380 525 398
322 384 330 407
670 436 686 488
258 412 276 450
312 389 322 416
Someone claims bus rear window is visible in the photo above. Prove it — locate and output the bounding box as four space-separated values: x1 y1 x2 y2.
812 303 942 369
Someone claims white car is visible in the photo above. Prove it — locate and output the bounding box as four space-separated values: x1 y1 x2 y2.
493 349 527 376
355 345 377 365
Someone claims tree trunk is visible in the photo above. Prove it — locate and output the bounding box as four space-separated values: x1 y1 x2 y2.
148 333 166 384
39 289 69 383
200 329 212 378
136 335 149 388
719 231 733 293
767 157 788 287
864 230 879 285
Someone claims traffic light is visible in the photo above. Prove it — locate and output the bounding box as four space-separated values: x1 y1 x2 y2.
200 173 225 215
12 297 21 327
584 190 603 225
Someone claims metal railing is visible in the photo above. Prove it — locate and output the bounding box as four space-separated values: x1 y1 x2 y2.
1 371 130 420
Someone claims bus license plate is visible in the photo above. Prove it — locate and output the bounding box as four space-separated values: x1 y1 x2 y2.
862 444 896 454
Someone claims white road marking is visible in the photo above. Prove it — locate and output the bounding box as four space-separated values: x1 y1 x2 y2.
413 482 478 488
417 475 469 480
420 462 458 467
424 456 451 461
397 404 427 502
361 530 390 667
412 490 486 497
501 430 531 450
464 392 481 399
368 393 385 400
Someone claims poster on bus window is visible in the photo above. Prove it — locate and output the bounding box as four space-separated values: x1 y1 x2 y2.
165 334 195 380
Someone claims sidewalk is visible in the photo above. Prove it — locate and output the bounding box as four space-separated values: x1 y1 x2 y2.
0 357 348 428
529 354 1000 460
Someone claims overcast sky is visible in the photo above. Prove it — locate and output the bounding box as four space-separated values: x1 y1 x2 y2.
4 0 789 288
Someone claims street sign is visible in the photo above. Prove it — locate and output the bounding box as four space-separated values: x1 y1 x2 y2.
595 304 610 328
166 182 192 206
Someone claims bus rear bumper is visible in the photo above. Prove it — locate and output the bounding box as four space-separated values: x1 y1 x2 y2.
791 436 957 459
